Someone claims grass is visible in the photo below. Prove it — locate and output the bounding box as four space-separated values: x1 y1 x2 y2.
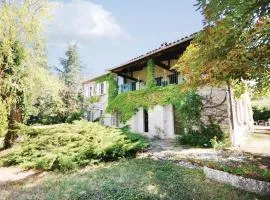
0 121 148 171
3 159 264 200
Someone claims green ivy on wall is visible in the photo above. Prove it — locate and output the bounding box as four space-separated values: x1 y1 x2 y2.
88 96 101 104
106 84 203 130
96 73 119 103
94 59 203 133
146 59 156 89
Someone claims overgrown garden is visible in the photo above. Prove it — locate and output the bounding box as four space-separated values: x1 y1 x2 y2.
0 121 148 171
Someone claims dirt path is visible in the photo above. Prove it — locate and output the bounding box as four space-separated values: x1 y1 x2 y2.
0 167 43 183
0 166 48 200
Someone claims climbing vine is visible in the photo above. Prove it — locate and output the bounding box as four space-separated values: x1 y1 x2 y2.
231 80 246 99
106 85 203 129
96 73 119 103
146 59 156 89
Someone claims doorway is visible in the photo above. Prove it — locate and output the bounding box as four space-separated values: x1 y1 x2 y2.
143 109 149 132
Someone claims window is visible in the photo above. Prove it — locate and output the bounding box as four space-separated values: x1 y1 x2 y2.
89 87 93 97
155 77 163 86
100 83 104 95
168 72 179 84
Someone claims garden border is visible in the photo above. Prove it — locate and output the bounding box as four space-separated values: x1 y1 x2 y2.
203 166 270 196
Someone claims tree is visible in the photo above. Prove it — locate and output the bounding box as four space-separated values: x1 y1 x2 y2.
174 0 270 94
25 67 66 125
0 0 50 148
57 44 82 112
0 98 7 136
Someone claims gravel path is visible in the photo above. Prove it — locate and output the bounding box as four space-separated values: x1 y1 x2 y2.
138 139 270 170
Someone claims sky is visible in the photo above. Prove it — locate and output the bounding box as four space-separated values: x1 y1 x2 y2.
47 0 204 80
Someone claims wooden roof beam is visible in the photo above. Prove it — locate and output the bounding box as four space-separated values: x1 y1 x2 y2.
117 73 138 82
155 61 172 72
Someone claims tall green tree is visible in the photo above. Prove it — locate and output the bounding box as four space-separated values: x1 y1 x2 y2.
174 0 270 94
0 0 50 148
58 44 82 112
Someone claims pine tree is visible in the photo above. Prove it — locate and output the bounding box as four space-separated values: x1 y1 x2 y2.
59 44 82 112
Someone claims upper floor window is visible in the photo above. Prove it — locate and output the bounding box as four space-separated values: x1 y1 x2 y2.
100 83 104 95
89 87 93 97
168 72 179 84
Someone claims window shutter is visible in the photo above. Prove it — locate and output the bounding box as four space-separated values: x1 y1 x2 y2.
104 82 107 94
96 84 100 95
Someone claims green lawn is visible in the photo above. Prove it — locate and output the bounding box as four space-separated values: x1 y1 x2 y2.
6 159 263 200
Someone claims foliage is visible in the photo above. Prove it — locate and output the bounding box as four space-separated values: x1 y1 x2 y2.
0 0 51 148
96 73 119 103
178 123 224 147
253 106 270 121
107 85 202 127
88 96 101 104
57 44 82 112
8 159 260 200
107 74 119 102
210 136 231 150
65 110 83 124
232 80 246 99
0 98 7 136
107 85 224 147
174 0 270 94
120 126 149 151
25 68 67 125
0 121 148 171
146 59 156 89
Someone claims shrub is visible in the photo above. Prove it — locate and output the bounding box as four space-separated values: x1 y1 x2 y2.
0 121 148 171
177 123 224 147
210 136 231 150
65 110 83 123
253 106 270 121
27 109 83 125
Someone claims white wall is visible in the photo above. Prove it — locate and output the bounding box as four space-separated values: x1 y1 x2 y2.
148 105 175 139
126 105 175 139
83 80 109 122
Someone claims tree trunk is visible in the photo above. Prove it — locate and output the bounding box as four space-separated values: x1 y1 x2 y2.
3 107 21 149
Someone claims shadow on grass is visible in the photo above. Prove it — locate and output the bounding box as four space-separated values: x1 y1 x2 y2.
3 159 266 200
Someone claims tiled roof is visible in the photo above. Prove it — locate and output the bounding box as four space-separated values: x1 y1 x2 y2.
83 32 198 84
82 72 110 84
107 32 197 71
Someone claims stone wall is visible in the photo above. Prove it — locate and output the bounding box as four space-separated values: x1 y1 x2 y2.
198 86 230 130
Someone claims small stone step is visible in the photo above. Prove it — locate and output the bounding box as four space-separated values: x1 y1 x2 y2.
253 125 270 134
254 125 270 130
253 130 270 134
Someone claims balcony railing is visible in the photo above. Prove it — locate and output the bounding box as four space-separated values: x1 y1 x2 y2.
119 73 183 94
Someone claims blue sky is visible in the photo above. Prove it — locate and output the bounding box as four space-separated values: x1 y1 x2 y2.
47 0 204 80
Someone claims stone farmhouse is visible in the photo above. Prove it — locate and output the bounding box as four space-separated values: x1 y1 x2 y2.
83 33 254 146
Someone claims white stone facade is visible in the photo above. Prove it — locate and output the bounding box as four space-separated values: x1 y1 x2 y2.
126 105 175 139
83 75 254 145
83 79 118 127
